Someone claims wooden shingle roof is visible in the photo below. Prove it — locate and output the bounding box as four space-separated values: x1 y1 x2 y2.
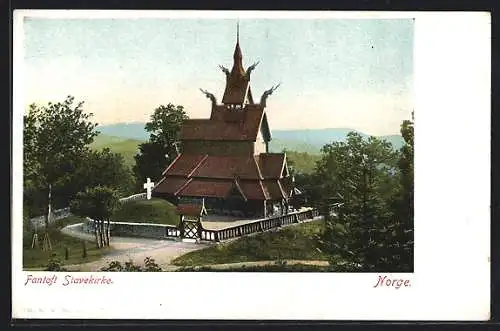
181 105 266 141
256 153 287 179
176 203 207 217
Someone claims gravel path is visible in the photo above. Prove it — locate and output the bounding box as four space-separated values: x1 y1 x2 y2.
61 223 213 271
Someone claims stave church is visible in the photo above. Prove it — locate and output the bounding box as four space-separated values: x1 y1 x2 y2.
152 27 299 220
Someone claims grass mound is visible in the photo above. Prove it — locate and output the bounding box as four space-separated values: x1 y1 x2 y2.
172 220 329 266
113 198 179 226
23 215 108 270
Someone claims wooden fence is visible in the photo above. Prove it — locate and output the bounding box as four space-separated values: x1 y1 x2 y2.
199 208 321 242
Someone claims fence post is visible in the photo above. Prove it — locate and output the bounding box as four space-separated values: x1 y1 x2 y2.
82 241 87 258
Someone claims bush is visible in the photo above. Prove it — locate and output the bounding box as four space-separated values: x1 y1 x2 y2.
45 253 66 271
100 257 162 272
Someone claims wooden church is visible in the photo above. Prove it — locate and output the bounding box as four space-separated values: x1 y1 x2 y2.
152 27 297 220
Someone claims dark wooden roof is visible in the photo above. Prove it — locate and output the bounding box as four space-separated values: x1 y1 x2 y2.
181 105 268 141
163 154 278 180
222 77 250 105
161 177 285 201
153 176 190 195
162 154 207 176
256 153 287 179
153 151 290 201
176 179 235 198
191 155 262 180
176 203 207 217
239 180 267 200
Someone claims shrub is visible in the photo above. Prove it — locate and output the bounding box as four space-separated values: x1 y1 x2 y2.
100 257 162 272
45 253 66 271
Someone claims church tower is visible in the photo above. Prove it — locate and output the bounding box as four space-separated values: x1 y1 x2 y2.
221 23 255 108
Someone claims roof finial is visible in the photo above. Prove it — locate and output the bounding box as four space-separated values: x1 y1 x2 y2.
237 19 240 44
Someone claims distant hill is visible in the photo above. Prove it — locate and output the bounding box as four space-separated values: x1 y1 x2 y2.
96 123 404 154
90 134 144 168
96 122 149 141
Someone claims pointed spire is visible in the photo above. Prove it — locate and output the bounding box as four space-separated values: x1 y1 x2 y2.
232 21 244 75
221 21 251 105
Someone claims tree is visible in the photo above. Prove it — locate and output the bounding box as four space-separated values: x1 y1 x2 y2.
70 186 120 248
24 96 98 250
133 104 189 188
286 153 317 209
388 112 414 271
58 147 135 202
314 132 400 271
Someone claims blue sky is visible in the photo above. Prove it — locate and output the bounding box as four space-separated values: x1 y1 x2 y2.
23 17 413 135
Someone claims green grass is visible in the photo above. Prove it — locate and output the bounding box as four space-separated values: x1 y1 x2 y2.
177 263 333 272
113 198 179 226
172 220 329 266
23 216 108 270
91 134 144 169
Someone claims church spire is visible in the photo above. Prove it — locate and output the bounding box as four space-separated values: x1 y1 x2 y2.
232 21 245 76
221 21 252 105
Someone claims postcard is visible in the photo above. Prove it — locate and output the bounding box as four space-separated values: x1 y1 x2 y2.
12 10 490 320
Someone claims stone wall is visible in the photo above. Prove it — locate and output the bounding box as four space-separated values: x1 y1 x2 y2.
83 218 180 239
30 207 71 228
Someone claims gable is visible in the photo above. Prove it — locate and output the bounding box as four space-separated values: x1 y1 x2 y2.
281 158 289 177
257 126 266 143
256 153 286 179
222 76 250 105
260 112 271 142
246 86 254 104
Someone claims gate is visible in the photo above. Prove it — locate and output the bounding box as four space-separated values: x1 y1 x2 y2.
180 219 201 240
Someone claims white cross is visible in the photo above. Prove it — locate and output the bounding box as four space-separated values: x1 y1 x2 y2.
143 177 155 200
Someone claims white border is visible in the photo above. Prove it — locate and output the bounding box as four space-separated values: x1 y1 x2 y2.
12 11 491 320
16 10 418 19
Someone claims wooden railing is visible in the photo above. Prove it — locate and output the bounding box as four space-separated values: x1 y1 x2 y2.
165 226 181 238
200 229 219 242
201 208 321 243
119 193 147 204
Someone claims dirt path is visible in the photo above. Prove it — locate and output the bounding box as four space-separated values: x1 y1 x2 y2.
61 224 212 271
